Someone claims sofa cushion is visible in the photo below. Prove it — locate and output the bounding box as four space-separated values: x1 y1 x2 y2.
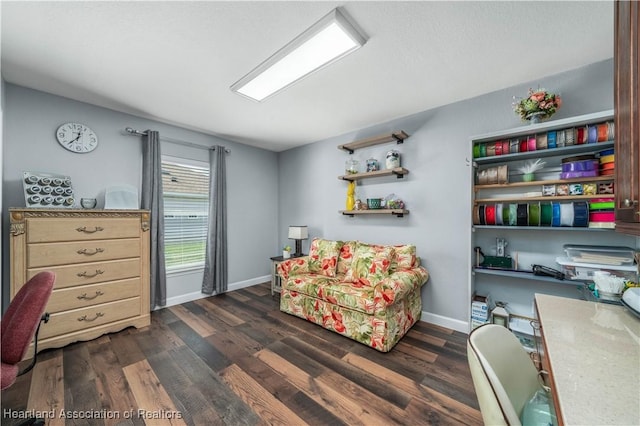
344 243 394 286
391 244 417 271
337 240 357 276
283 274 377 314
308 238 343 277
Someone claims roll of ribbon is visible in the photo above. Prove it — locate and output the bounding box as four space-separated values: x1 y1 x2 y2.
502 140 509 155
536 133 548 150
540 202 552 226
495 142 503 156
573 201 589 227
557 130 566 147
587 125 598 144
597 123 608 142
517 203 528 226
485 204 496 225
528 202 540 226
495 203 503 226
479 205 486 225
527 136 537 152
510 139 520 154
552 202 561 227
502 204 510 226
547 131 557 149
486 143 496 156
519 138 529 153
473 205 480 225
560 202 574 227
565 128 575 145
473 145 481 158
509 204 518 226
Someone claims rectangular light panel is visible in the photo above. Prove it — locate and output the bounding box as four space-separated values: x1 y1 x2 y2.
231 8 367 102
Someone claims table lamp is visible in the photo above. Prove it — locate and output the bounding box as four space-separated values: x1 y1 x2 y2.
288 225 308 257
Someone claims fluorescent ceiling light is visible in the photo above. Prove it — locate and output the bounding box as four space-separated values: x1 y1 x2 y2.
231 8 367 102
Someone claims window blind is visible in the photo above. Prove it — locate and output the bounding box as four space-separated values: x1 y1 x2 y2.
162 159 209 271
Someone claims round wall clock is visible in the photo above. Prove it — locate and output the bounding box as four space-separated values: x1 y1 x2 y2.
56 122 98 153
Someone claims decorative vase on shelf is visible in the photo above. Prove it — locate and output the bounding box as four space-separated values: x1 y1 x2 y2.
526 112 547 125
346 181 356 210
523 172 535 182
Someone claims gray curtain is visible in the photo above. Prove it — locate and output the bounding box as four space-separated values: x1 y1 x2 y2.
141 130 167 309
202 145 227 295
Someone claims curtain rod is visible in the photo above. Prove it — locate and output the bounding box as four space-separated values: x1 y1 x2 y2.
125 127 230 153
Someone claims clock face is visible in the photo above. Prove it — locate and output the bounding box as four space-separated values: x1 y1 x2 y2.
56 122 98 153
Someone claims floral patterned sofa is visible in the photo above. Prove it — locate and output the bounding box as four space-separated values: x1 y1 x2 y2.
277 238 429 352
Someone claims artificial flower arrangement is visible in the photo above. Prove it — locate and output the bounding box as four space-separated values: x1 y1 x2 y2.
519 159 546 181
513 88 562 121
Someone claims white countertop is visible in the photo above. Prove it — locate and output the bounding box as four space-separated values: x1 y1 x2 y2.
535 294 640 426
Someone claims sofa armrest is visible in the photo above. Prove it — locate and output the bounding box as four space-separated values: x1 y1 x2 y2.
374 266 429 307
277 256 312 280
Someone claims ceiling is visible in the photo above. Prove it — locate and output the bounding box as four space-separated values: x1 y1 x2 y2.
1 1 614 152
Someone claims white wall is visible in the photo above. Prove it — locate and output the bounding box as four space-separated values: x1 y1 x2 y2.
278 59 638 331
2 84 278 310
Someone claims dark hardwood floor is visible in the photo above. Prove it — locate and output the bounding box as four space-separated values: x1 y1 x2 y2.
1 282 482 426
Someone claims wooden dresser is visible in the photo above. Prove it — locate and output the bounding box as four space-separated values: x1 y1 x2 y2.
9 208 151 355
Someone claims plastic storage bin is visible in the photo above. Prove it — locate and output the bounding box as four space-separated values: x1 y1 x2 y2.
556 257 638 282
563 244 636 266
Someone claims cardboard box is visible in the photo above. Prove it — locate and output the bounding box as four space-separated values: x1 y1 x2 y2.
471 317 489 330
471 293 492 321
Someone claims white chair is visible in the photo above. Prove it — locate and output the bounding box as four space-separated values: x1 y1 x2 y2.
467 324 542 426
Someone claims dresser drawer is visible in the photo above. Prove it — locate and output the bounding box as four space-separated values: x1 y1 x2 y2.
26 217 140 243
40 297 141 340
28 258 141 289
27 238 141 268
47 278 141 313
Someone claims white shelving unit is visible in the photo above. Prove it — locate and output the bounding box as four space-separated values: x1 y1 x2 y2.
469 110 637 322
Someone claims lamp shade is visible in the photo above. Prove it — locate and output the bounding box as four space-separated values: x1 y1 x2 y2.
288 226 308 240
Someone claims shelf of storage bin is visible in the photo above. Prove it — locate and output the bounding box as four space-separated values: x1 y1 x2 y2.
340 209 409 217
338 167 409 181
475 193 614 203
338 131 409 154
474 175 614 191
472 267 586 285
473 225 614 232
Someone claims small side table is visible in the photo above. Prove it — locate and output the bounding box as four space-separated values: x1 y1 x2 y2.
270 254 305 296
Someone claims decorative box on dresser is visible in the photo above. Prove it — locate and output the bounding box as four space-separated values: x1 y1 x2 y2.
9 208 151 356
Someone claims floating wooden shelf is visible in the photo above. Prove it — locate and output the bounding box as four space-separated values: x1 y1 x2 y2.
340 209 409 217
338 131 409 154
338 167 409 181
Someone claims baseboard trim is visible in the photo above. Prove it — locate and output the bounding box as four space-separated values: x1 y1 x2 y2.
159 275 271 309
420 310 469 334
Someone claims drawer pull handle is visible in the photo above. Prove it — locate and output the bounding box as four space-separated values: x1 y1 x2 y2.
77 248 104 256
78 312 104 322
76 226 104 234
77 291 104 301
77 270 105 278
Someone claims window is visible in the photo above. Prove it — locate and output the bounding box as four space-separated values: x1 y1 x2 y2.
162 157 209 271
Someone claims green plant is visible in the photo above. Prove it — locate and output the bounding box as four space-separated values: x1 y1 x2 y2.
513 88 562 121
283 245 291 252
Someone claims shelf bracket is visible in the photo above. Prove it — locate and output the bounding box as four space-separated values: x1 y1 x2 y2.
342 212 355 217
394 212 404 217
343 147 354 155
393 171 404 179
392 133 405 144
